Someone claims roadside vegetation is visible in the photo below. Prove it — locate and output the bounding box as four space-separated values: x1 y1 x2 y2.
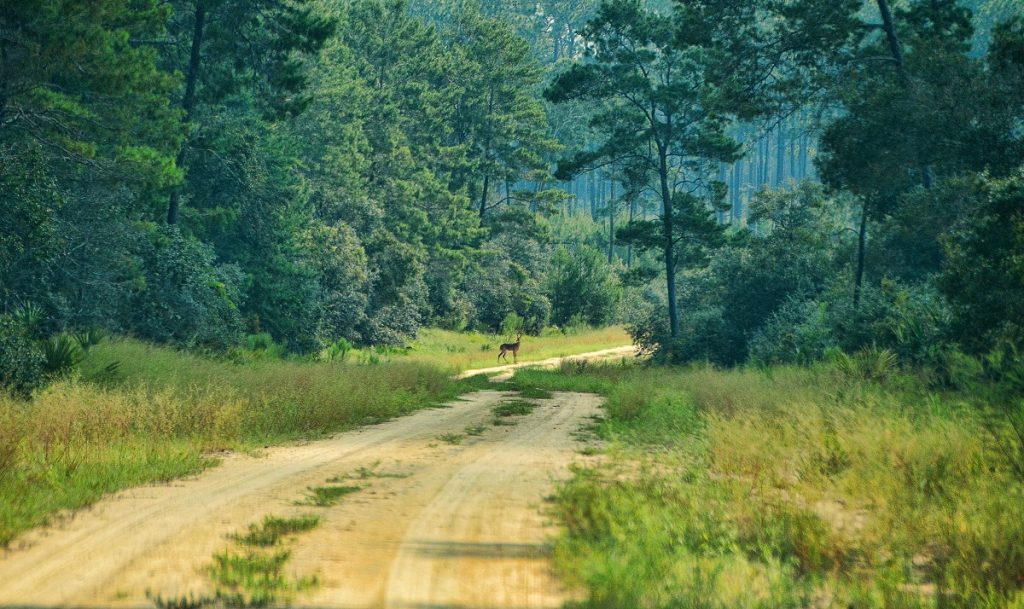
0 325 627 547
512 361 1024 608
0 338 473 547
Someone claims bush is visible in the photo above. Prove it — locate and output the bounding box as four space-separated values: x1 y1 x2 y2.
0 315 44 397
41 334 84 376
128 225 244 350
546 245 621 328
749 299 834 366
940 169 1024 354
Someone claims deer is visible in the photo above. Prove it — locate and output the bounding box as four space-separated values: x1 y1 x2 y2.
498 334 522 363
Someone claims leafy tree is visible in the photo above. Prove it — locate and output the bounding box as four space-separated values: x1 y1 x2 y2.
446 5 559 218
546 245 621 327
163 0 334 224
940 170 1024 354
545 0 738 340
0 0 182 182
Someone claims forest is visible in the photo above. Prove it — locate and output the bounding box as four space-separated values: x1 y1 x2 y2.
2 0 1024 607
2 0 1023 383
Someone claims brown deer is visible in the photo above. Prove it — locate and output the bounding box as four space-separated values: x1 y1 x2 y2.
498 334 522 363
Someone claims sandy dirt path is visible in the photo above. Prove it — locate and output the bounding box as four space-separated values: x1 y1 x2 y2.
458 345 635 381
0 348 628 609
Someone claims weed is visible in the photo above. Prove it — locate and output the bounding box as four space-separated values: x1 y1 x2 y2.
493 400 538 418
148 591 221 609
298 485 361 507
464 424 487 436
41 335 83 375
438 432 464 445
512 386 552 401
230 515 320 547
73 328 107 354
209 549 317 607
340 461 409 480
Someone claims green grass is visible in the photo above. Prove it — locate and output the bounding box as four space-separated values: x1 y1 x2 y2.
398 326 631 372
154 511 324 607
437 432 465 445
492 399 539 418
341 461 409 480
465 424 487 436
0 337 492 546
515 386 553 400
209 549 317 607
230 515 320 546
513 363 1024 609
297 485 362 507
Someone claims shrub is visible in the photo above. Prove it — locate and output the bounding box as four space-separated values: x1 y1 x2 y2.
0 315 44 397
41 334 84 376
749 298 834 366
546 245 621 328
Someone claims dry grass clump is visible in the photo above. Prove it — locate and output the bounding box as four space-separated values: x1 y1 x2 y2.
516 363 1024 608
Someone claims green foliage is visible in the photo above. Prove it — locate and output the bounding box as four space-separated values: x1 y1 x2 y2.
546 245 621 328
230 515 320 548
516 363 1024 608
324 338 354 362
73 328 107 354
41 335 85 377
129 226 244 350
0 316 45 398
940 169 1024 354
298 485 361 507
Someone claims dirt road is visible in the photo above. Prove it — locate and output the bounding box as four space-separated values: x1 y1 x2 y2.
0 349 629 609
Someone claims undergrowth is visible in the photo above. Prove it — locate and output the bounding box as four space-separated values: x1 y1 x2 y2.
514 362 1024 608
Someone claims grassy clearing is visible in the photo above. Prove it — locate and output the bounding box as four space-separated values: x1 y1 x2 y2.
0 337 493 546
513 363 1024 609
400 326 630 371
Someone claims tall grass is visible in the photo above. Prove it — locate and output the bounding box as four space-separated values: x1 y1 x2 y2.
514 363 1024 608
0 338 486 546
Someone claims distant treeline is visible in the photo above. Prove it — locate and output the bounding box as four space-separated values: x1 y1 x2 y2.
3 0 1024 396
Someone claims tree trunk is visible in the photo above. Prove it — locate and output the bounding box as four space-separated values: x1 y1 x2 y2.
608 181 615 263
479 173 490 218
167 1 207 225
877 0 933 189
775 126 786 187
854 199 870 308
658 144 679 339
627 197 636 268
799 131 809 180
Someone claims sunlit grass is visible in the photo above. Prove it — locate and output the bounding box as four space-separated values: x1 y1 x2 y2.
399 326 631 372
0 337 490 546
514 363 1024 609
